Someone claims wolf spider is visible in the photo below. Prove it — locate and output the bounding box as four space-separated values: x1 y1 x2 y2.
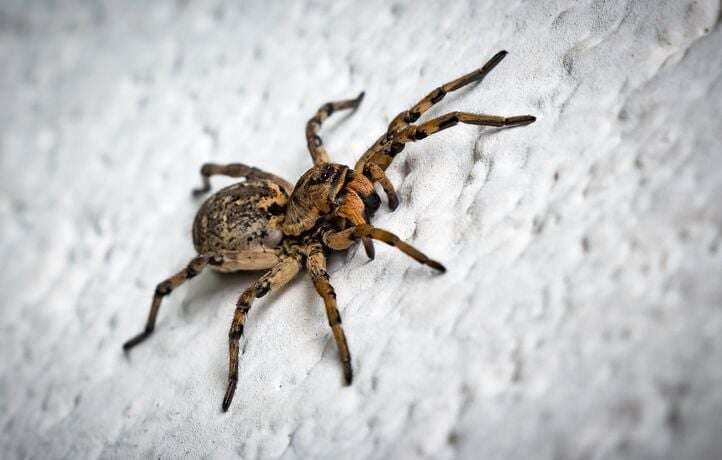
123 50 535 412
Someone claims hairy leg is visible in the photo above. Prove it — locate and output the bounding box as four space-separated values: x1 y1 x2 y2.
336 190 375 259
323 224 445 272
307 92 365 165
365 162 399 211
123 254 223 350
395 111 536 144
335 171 379 259
304 244 353 384
192 163 293 196
387 50 510 133
223 255 301 412
355 50 510 173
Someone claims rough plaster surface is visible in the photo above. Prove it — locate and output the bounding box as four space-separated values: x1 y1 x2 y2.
1 1 722 459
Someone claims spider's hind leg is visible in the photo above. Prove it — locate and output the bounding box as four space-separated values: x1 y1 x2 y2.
123 254 222 351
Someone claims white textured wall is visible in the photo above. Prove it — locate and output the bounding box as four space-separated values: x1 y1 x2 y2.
1 1 721 459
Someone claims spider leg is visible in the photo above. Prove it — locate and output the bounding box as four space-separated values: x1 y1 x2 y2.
395 112 536 144
355 50 510 173
323 224 446 272
304 244 353 385
123 254 223 351
366 162 399 211
223 255 301 412
307 92 365 165
358 110 535 178
192 163 293 196
388 50 509 133
335 186 376 259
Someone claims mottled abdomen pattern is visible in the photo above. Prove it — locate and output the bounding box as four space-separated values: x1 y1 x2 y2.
192 180 288 271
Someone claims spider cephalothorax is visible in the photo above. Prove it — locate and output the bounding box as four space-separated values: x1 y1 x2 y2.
123 50 535 412
283 162 380 236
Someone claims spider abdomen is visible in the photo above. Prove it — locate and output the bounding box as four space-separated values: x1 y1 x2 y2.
192 180 287 272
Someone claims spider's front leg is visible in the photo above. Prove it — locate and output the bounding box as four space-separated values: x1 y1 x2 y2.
354 50 535 210
304 243 353 384
323 224 445 272
123 254 223 351
365 162 399 211
395 112 535 145
223 255 301 412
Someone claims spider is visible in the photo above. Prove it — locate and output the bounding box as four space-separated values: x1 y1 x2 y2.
123 50 535 412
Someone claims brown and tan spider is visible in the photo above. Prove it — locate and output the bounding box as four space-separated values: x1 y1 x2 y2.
123 50 535 412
